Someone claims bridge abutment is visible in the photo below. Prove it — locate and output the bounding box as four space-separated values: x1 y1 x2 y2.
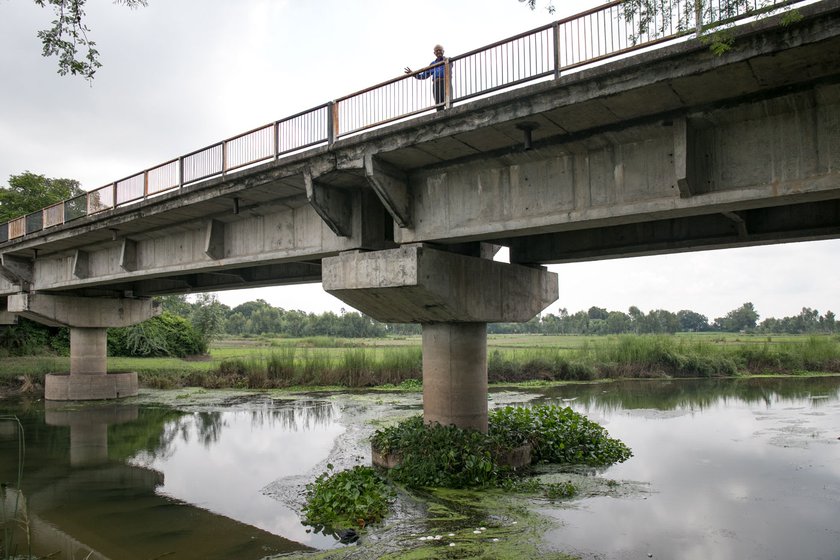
7 294 159 400
323 244 557 432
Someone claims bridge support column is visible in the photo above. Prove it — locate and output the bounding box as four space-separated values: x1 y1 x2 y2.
323 244 557 432
70 327 108 375
7 294 159 401
422 322 488 431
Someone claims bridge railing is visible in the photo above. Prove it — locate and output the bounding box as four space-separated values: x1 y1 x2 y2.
0 0 805 243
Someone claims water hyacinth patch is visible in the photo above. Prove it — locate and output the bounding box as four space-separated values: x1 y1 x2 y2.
371 404 632 490
489 404 633 466
301 465 393 534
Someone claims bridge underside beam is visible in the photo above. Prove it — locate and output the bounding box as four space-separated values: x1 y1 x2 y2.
323 244 558 432
507 199 840 264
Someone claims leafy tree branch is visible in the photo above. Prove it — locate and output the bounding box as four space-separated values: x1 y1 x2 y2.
32 0 148 80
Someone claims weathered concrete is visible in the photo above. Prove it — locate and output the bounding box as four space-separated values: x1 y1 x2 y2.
422 323 489 431
322 244 557 323
7 294 157 400
324 245 558 431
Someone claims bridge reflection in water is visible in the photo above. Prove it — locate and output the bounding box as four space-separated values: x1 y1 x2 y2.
0 399 342 559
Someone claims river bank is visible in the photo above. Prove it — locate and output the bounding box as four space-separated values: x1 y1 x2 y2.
1 333 838 397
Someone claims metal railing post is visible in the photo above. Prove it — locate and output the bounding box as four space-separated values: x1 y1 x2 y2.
222 141 228 175
179 156 185 189
553 22 561 79
274 121 280 161
444 58 453 110
328 101 338 145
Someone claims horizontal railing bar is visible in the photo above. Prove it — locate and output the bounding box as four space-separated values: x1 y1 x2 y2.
452 70 555 104
226 122 275 143
336 63 445 103
337 107 438 139
182 170 222 186
181 141 225 160
555 0 624 25
276 102 332 125
224 154 275 174
450 24 557 62
277 139 328 157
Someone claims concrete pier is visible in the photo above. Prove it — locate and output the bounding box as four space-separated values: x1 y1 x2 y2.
7 293 158 400
324 243 557 432
422 323 488 431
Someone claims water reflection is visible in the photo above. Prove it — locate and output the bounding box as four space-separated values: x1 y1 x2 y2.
2 379 838 559
535 376 840 414
0 398 342 559
535 376 840 560
127 399 343 549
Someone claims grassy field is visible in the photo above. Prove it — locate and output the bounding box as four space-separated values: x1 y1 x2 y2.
1 333 838 393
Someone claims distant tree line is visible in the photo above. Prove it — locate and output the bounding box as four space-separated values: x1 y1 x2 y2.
489 302 836 335
176 297 837 338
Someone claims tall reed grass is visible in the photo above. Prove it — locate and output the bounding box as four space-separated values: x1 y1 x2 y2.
201 346 423 389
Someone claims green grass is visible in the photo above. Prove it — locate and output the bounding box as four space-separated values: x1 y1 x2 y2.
1 334 837 394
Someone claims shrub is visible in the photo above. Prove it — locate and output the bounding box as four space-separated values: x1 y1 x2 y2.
109 313 204 358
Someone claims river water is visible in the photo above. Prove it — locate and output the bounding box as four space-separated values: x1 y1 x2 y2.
0 376 838 559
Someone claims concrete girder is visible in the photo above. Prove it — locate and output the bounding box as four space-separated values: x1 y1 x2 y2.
509 198 840 264
364 154 411 228
0 253 33 287
120 238 138 272
304 169 354 237
204 219 226 259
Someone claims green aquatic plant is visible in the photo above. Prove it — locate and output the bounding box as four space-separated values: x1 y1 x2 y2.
371 405 633 490
302 465 393 534
489 404 633 466
374 416 503 489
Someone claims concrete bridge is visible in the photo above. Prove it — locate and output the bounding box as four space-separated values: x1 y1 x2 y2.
1 0 839 430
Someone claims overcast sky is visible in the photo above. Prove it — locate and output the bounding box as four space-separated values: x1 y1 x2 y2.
1 0 837 322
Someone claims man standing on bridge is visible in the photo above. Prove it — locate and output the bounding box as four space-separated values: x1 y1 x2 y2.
405 44 446 110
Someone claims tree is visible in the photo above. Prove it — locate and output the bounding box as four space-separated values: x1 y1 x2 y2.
189 293 228 352
677 309 709 332
30 0 148 80
155 295 192 318
621 0 802 54
714 302 759 332
605 311 632 334
587 306 609 321
0 172 84 222
522 0 801 55
521 0 555 14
